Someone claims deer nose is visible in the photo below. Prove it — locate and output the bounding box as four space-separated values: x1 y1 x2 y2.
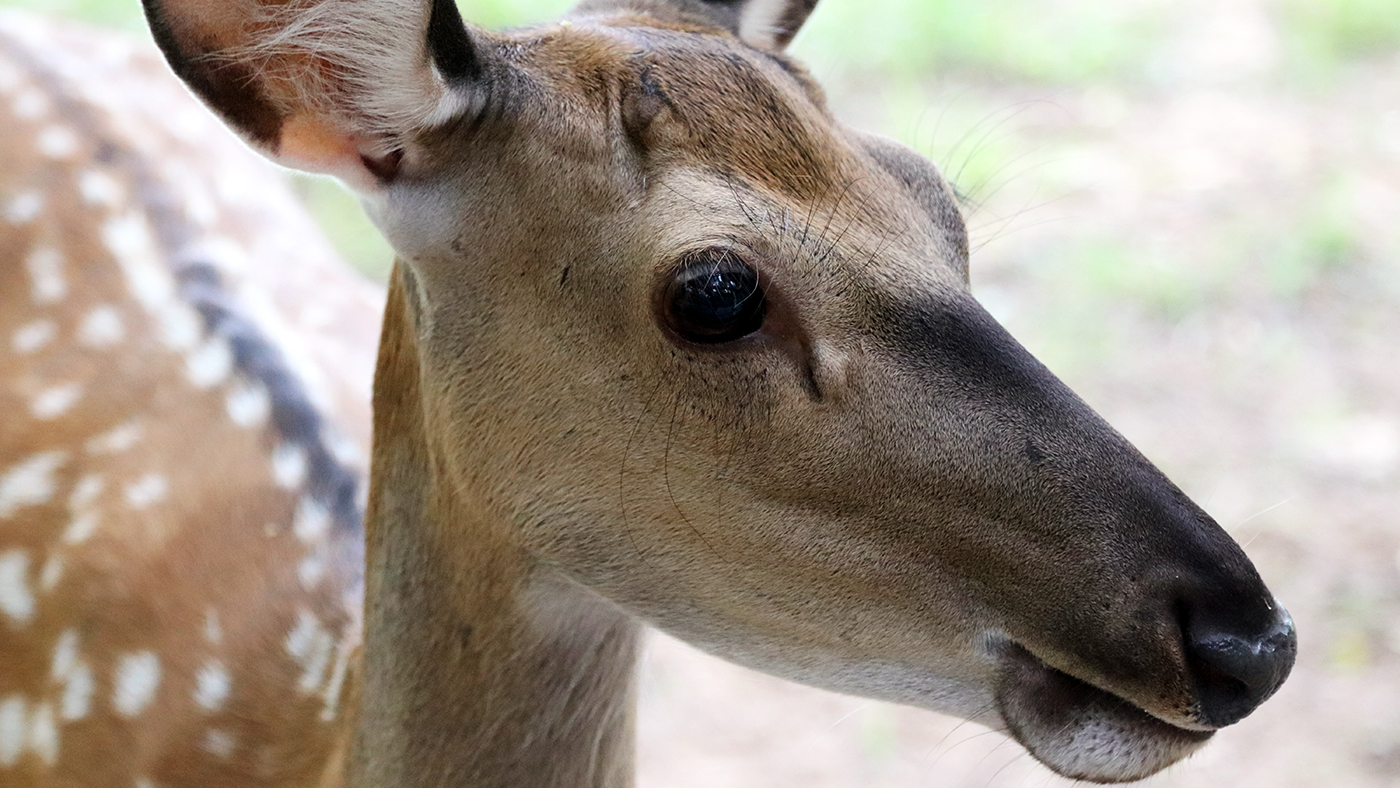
1185 605 1296 728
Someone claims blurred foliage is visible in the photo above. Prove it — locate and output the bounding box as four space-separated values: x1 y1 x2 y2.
1279 0 1400 73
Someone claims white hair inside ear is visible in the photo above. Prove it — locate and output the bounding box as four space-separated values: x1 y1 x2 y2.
736 0 811 50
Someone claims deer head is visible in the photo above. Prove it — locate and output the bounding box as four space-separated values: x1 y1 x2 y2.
140 0 1296 784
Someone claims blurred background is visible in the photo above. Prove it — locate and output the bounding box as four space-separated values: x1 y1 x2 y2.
3 0 1396 785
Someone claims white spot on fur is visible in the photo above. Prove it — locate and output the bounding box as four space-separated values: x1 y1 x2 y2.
0 696 25 766
103 212 174 310
60 662 93 721
36 125 79 160
226 383 271 428
293 497 330 543
62 475 104 545
297 554 325 588
12 87 47 119
87 421 143 455
52 630 80 679
112 652 161 716
2 190 43 225
78 305 126 347
286 609 320 661
70 475 104 510
11 319 56 354
297 627 334 694
187 339 234 389
62 513 99 546
204 609 223 646
0 451 67 518
0 551 35 626
30 382 83 420
27 702 56 765
78 170 123 208
272 445 308 490
39 555 62 592
321 634 355 721
135 778 157 788
201 728 236 760
157 304 202 352
124 474 169 510
194 661 232 712
25 245 67 304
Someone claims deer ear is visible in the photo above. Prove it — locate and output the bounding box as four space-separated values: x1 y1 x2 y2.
141 0 483 190
729 0 820 50
577 0 818 50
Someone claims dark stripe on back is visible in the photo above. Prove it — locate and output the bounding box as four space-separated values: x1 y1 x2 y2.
0 28 365 546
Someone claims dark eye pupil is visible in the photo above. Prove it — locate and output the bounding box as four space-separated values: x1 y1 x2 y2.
664 251 766 344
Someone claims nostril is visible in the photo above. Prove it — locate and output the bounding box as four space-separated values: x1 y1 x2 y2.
1185 608 1297 728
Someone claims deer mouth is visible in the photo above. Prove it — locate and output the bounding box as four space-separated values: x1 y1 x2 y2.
992 643 1212 783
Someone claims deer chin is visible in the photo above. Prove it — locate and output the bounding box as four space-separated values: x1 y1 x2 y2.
992 644 1213 783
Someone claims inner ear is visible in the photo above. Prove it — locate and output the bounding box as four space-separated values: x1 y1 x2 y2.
142 0 484 189
576 0 820 50
733 0 820 50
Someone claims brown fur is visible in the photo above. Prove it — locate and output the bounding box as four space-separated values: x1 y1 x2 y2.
108 0 1306 785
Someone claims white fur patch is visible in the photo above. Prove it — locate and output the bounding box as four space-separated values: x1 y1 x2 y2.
124 474 169 510
60 662 93 721
285 608 334 693
204 608 224 646
39 555 63 592
186 338 234 389
78 169 124 208
201 728 236 759
157 303 203 352
193 661 232 712
103 212 175 311
320 634 355 721
78 305 126 347
0 551 36 626
30 382 83 420
112 651 162 717
272 445 308 490
0 696 25 766
0 451 67 518
27 702 57 765
36 125 79 160
11 319 56 354
226 382 271 428
2 190 43 225
293 497 330 543
25 245 67 304
297 553 325 588
13 86 48 119
87 421 144 455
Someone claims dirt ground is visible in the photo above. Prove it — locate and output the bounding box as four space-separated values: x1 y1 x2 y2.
633 4 1400 787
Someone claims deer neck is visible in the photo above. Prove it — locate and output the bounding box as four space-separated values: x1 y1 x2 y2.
351 264 640 788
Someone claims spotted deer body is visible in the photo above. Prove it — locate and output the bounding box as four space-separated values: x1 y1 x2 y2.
0 14 380 787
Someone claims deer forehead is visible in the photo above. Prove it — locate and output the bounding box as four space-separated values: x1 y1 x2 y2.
388 23 964 308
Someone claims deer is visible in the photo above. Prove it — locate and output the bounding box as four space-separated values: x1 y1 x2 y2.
0 11 383 787
4 0 1297 784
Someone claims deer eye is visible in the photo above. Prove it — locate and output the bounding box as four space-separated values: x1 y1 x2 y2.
662 249 767 344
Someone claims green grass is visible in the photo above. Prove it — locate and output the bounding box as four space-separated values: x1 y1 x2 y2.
1278 0 1400 75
